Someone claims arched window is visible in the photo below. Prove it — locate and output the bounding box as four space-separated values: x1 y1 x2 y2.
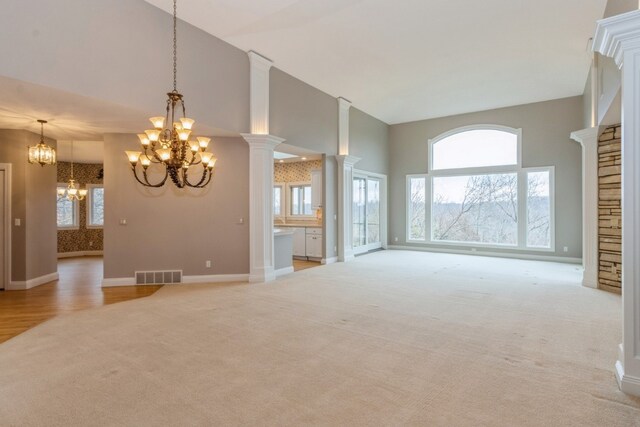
430 126 520 170
407 125 554 251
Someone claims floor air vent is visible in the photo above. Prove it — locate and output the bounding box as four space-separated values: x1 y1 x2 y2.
135 270 182 285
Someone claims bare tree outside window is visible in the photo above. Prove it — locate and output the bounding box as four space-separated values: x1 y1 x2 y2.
409 177 426 240
526 171 551 247
432 174 518 245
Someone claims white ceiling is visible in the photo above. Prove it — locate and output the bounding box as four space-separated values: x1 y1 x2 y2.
0 75 238 141
145 0 606 124
57 140 104 164
274 142 322 162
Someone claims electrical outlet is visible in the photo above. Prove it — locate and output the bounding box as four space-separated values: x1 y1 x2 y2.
334 246 337 252
206 260 212 268
394 237 398 242
89 241 93 247
238 217 244 224
14 218 21 227
563 246 568 253
120 219 127 225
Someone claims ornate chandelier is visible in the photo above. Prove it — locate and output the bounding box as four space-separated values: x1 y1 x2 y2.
28 119 56 166
125 0 216 188
57 141 87 201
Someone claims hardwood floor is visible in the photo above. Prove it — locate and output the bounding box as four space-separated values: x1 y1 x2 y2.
0 257 162 344
293 259 321 272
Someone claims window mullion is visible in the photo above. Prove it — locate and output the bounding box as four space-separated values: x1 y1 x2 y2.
517 170 527 248
426 175 432 242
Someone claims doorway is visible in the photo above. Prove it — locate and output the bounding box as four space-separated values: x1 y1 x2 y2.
353 171 386 255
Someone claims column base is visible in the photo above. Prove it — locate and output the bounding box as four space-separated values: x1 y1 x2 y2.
249 267 276 283
616 360 640 396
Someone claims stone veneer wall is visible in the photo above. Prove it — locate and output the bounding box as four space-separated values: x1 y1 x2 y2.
57 162 104 254
598 124 622 293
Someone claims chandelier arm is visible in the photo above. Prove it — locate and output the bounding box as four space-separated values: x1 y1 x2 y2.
197 170 214 189
131 165 167 188
184 168 210 188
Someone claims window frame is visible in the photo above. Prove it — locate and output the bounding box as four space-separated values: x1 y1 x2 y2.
86 184 104 229
273 182 285 220
406 125 555 252
286 182 315 219
57 183 79 230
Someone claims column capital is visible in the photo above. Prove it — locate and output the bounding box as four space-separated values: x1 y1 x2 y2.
338 97 352 111
248 51 274 72
593 10 640 68
334 154 361 167
570 127 602 147
241 133 285 150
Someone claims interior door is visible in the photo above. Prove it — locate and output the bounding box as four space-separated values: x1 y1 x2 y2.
0 170 5 290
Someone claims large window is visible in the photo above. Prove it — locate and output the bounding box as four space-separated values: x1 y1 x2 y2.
408 126 554 250
87 185 104 228
57 185 79 229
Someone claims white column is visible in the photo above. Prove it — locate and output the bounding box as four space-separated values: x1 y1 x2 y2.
242 134 284 282
336 155 360 262
594 10 640 397
338 97 352 155
245 50 284 282
248 51 273 135
570 127 601 289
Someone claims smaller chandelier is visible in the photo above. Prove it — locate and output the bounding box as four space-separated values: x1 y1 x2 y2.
28 119 57 166
57 141 87 201
126 0 216 189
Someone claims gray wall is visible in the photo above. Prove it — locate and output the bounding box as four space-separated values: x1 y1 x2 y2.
270 68 339 155
0 129 57 282
103 134 249 279
0 0 249 133
349 107 390 175
604 0 638 17
389 96 583 259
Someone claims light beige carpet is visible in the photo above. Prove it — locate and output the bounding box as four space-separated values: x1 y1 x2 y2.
0 250 639 426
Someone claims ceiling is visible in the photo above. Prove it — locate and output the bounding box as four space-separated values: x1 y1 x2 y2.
0 75 238 141
275 143 322 163
145 0 607 124
57 141 104 164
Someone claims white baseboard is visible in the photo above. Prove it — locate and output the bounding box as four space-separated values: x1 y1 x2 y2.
102 274 249 288
182 274 249 284
101 277 136 287
321 257 338 265
616 360 640 397
58 251 103 259
275 266 294 277
388 245 582 264
8 272 59 290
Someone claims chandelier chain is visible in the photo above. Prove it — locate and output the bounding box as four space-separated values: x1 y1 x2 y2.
173 0 177 92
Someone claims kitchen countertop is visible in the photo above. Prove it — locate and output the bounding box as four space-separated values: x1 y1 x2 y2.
274 224 322 229
274 228 295 236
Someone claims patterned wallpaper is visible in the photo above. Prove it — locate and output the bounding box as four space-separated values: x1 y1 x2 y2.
274 160 322 183
57 162 104 254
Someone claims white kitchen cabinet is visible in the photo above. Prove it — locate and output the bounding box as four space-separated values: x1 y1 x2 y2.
310 169 323 209
305 227 323 258
292 227 307 257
